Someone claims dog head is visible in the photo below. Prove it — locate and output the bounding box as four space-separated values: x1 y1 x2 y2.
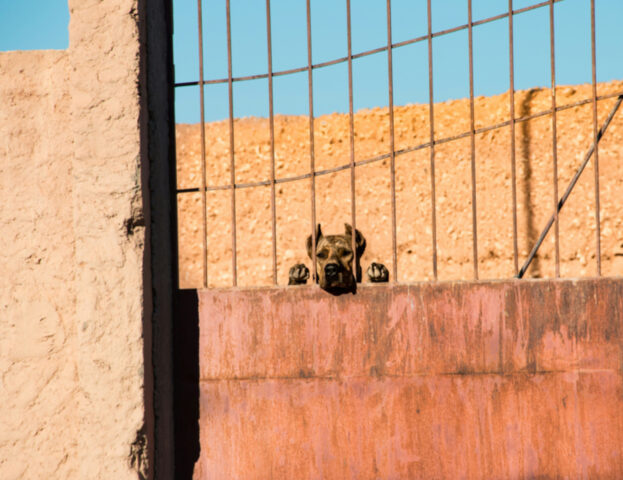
306 223 366 294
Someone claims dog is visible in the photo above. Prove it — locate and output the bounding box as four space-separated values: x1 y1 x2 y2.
288 223 389 294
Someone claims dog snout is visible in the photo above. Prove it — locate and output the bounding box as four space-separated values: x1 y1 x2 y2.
324 263 339 281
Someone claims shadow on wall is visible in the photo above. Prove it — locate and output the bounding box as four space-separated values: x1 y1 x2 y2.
174 289 200 479
520 89 540 278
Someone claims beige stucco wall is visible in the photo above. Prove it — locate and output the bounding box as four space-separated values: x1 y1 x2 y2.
0 1 152 478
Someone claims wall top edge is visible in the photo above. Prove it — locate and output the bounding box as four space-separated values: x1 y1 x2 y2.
196 275 623 295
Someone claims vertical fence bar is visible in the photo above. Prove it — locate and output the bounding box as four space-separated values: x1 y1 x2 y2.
196 0 208 288
345 0 358 275
226 0 238 286
426 0 438 281
265 0 278 285
386 0 398 281
549 0 560 277
468 0 479 279
306 0 318 283
508 0 519 275
590 0 601 276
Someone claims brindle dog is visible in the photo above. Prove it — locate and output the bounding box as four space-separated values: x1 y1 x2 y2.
288 223 389 294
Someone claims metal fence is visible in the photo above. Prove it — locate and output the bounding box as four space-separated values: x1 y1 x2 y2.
174 0 623 288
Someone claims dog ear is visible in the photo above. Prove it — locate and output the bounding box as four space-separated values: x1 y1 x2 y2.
306 223 322 259
344 223 366 257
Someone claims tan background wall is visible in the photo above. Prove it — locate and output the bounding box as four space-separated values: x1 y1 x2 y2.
0 0 157 478
176 82 623 288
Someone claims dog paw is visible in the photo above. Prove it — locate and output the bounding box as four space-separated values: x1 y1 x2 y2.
288 263 310 285
367 262 389 283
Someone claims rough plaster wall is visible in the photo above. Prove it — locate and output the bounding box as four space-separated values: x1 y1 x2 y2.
0 0 150 478
0 51 78 479
68 0 148 478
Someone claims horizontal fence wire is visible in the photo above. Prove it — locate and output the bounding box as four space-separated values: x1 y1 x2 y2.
175 0 564 89
176 91 623 194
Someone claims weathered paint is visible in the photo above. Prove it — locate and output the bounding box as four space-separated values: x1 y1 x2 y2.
194 279 623 479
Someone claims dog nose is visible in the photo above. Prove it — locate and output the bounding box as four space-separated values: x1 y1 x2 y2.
324 263 339 281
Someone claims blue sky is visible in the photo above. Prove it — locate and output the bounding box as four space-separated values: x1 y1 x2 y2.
1 0 621 123
0 0 69 51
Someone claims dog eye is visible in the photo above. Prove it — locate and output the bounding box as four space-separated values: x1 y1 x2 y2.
317 250 328 259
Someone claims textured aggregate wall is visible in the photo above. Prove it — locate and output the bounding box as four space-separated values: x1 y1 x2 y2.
195 279 623 479
0 1 152 478
0 50 78 479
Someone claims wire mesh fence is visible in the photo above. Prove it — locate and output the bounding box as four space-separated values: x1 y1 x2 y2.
174 0 623 289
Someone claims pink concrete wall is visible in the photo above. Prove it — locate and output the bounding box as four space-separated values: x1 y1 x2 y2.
194 279 623 479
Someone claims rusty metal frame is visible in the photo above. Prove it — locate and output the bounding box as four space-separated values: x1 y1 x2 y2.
549 0 560 277
195 0 208 288
590 0 601 276
265 0 278 285
385 0 398 282
345 0 358 280
508 0 519 275
467 0 479 280
426 0 438 281
306 0 318 284
225 0 238 286
177 0 622 287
